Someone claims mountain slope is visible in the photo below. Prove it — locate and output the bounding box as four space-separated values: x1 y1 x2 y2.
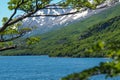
44 15 120 57
22 1 120 35
1 3 120 56
35 3 120 57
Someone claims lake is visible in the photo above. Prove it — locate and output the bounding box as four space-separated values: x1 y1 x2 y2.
0 56 119 80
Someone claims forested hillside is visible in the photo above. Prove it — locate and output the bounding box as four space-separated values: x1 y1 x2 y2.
1 4 120 57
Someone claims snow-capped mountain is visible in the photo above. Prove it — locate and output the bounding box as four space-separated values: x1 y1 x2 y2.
22 0 120 36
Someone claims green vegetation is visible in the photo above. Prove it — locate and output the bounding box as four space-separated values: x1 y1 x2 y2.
62 32 120 80
1 4 120 57
62 57 120 80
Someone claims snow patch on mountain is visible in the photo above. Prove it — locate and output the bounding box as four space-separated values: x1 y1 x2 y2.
22 1 120 35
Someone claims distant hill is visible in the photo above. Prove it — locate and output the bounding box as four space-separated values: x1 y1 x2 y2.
1 3 120 56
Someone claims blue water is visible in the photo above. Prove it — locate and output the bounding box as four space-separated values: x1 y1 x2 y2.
0 56 118 80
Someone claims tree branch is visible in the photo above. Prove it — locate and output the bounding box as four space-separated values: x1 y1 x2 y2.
0 4 65 32
0 0 28 32
30 11 81 17
30 7 88 17
35 0 39 11
62 63 111 80
0 28 31 42
0 34 24 42
0 45 17 51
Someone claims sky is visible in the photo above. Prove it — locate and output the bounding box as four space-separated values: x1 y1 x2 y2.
0 0 61 26
0 0 13 26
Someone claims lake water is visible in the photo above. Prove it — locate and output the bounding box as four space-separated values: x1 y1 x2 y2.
0 56 119 80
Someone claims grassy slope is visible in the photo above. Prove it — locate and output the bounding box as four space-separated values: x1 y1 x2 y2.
1 4 120 56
